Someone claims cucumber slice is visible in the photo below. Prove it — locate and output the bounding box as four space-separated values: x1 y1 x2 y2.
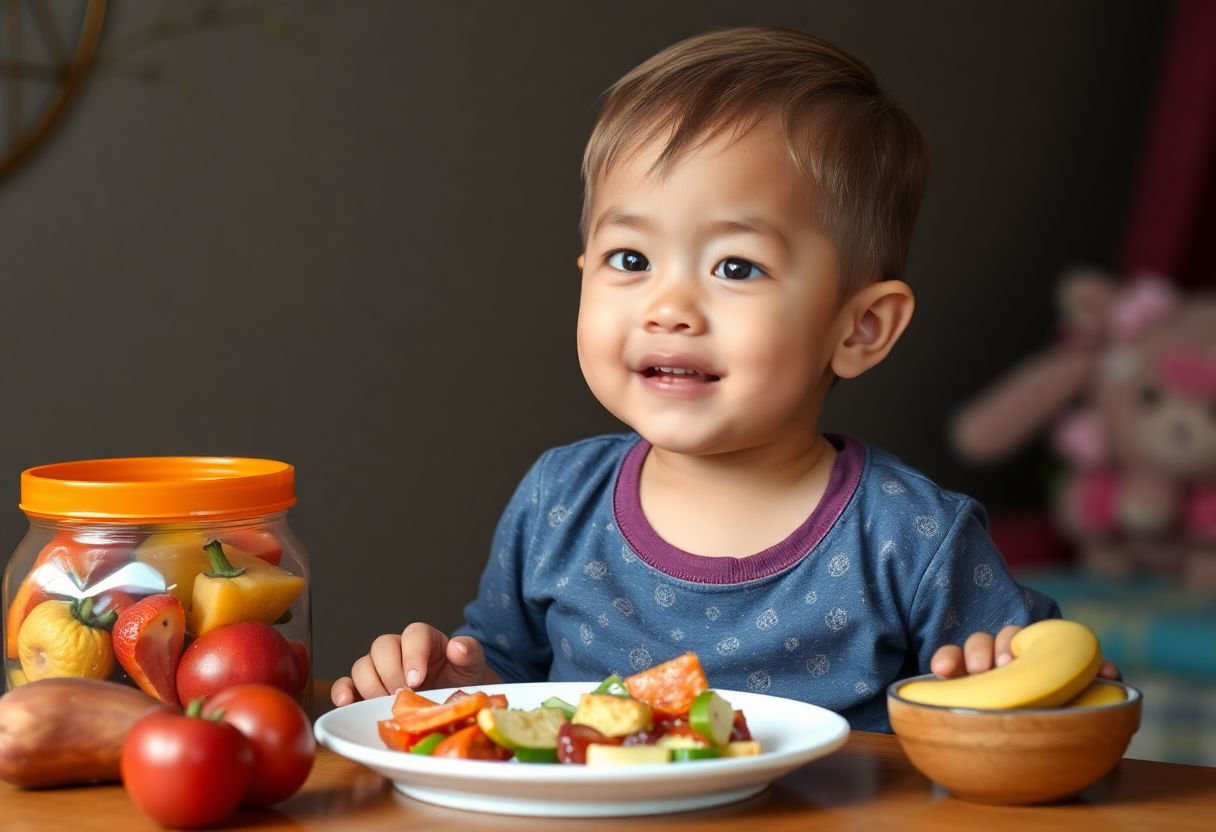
513 746 560 763
592 673 630 697
671 746 720 762
688 690 734 746
585 743 671 766
540 696 577 719
476 707 567 750
408 731 446 755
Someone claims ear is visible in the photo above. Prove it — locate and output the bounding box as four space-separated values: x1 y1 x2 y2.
577 254 585 271
831 280 916 379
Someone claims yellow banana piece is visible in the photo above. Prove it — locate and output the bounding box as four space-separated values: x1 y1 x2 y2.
898 619 1101 709
1064 679 1126 707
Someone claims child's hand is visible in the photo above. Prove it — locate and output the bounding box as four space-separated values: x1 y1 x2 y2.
929 624 1121 679
330 622 500 706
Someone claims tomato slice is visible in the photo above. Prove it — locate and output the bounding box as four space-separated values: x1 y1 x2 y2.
623 652 709 717
391 688 440 717
216 527 282 566
443 689 509 709
378 719 431 752
432 724 513 761
393 692 490 734
730 709 752 742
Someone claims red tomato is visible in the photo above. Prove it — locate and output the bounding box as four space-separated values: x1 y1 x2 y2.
90 589 136 620
556 722 621 764
121 703 253 829
623 652 709 718
378 718 432 752
217 527 283 566
176 621 302 704
207 684 315 806
288 639 310 693
730 709 752 741
5 531 138 658
432 724 513 761
392 691 489 735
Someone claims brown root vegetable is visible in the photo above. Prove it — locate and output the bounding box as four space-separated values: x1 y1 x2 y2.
0 677 165 788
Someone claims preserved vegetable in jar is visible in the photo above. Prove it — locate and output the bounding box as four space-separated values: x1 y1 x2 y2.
3 458 311 706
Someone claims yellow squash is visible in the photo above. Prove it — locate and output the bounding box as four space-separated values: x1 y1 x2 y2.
188 539 304 636
17 598 116 682
135 532 258 609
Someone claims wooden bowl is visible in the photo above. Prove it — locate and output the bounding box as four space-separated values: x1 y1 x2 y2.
887 676 1142 804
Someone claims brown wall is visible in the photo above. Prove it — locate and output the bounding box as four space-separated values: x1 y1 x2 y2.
0 1 1167 678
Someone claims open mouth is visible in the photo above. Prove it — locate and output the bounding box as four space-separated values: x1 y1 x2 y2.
642 366 721 382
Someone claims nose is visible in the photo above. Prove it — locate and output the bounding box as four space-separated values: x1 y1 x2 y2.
642 274 707 335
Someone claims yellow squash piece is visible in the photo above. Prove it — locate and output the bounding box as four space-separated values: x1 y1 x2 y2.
584 744 671 766
17 599 116 682
572 693 653 737
6 666 28 688
188 539 304 636
898 619 1102 709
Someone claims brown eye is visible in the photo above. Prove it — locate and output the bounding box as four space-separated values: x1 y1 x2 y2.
713 257 766 281
1139 386 1161 407
608 250 650 272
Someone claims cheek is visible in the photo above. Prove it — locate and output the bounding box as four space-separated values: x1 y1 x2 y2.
721 306 827 380
576 294 624 378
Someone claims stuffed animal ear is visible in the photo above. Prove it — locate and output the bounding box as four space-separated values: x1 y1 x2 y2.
950 267 1118 464
1055 267 1119 340
951 348 1097 463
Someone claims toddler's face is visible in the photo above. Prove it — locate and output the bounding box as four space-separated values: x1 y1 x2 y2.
577 118 850 456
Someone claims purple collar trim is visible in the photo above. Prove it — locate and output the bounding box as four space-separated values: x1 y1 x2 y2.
612 435 865 584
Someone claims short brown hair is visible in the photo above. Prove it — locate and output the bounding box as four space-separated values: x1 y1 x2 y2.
581 26 928 291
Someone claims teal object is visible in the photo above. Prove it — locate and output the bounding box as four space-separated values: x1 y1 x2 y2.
1021 571 1216 680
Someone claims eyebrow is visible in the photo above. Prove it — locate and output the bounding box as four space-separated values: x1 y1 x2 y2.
593 211 790 254
592 210 655 236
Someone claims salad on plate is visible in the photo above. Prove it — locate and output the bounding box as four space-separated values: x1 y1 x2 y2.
375 652 760 765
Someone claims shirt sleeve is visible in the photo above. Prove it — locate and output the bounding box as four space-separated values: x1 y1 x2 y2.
906 499 1060 673
453 453 554 683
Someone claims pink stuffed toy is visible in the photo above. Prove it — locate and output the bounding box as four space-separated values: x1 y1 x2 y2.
951 269 1216 584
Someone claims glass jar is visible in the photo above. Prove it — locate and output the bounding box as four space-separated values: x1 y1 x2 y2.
2 457 311 706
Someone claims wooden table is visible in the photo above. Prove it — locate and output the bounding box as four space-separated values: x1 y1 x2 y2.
4 685 1215 831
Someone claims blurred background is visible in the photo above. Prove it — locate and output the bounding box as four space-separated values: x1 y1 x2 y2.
3 1 1212 763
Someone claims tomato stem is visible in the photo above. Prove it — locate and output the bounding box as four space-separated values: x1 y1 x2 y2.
184 698 226 721
70 596 119 630
202 539 246 579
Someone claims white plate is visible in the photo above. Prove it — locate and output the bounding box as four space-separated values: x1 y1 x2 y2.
314 681 850 817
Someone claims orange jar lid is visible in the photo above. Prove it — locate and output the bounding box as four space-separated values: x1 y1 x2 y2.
19 457 296 522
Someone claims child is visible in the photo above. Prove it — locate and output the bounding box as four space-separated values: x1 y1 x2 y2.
332 26 1114 730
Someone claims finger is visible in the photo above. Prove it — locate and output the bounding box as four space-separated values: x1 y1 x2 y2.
929 644 964 677
350 654 392 700
369 634 408 692
1098 660 1122 680
993 624 1021 667
400 622 448 689
444 636 488 685
331 676 358 706
962 631 996 674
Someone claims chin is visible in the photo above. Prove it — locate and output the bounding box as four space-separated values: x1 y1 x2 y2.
632 422 740 457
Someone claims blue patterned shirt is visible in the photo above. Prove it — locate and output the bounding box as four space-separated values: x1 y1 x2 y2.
456 433 1058 731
